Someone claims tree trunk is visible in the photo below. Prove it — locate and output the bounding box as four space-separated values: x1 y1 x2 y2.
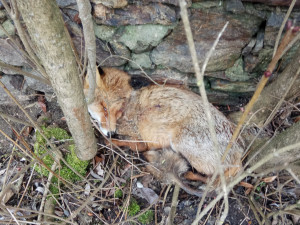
16 0 97 160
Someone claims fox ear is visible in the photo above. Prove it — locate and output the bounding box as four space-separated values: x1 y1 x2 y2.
129 75 151 90
97 65 105 76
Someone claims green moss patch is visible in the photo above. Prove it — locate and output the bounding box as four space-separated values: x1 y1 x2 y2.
125 198 154 224
34 126 89 193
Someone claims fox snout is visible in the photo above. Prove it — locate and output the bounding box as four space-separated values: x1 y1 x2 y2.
87 102 123 137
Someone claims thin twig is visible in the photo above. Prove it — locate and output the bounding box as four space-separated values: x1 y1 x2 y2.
178 2 231 223
17 164 36 208
179 0 225 154
76 0 96 103
67 155 119 221
37 160 59 222
273 0 297 57
286 168 300 184
168 184 180 225
0 112 33 127
0 60 50 85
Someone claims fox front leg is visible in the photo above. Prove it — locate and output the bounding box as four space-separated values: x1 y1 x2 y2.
105 138 149 152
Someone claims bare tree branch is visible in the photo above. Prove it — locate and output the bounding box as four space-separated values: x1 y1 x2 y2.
76 0 96 103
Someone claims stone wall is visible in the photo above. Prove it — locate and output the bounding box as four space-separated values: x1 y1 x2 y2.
0 0 299 107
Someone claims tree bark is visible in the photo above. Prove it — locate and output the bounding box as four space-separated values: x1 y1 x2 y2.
16 0 97 160
248 121 300 174
229 46 300 127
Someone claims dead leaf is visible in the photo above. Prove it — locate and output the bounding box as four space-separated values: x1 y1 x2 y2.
245 188 252 195
22 126 33 137
36 186 44 194
262 176 277 183
239 181 254 189
132 180 159 205
37 95 47 113
0 169 6 176
84 184 91 196
1 188 14 204
94 156 104 165
95 162 104 177
90 169 104 180
54 210 64 217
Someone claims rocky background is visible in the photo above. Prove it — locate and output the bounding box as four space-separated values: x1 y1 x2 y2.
0 0 299 108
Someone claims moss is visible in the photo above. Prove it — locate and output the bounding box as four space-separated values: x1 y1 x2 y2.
34 126 89 190
138 210 154 225
114 188 123 198
124 198 154 224
127 198 140 217
60 144 89 182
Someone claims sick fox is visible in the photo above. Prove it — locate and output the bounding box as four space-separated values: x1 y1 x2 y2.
83 67 244 188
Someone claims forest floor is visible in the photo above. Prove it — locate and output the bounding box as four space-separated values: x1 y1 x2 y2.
0 90 299 225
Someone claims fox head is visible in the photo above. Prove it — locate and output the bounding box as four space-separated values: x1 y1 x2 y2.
84 67 133 136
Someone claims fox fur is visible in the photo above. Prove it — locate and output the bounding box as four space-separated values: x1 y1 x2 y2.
143 148 204 197
84 67 244 187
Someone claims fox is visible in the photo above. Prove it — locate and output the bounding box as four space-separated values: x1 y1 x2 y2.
83 67 244 191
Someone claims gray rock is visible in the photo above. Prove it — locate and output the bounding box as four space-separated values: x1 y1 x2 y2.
96 39 130 66
225 58 251 81
244 2 267 19
151 9 262 73
91 0 128 8
252 29 264 54
93 3 176 26
68 19 129 66
22 67 53 93
244 54 260 73
117 24 172 53
94 24 117 41
264 12 284 46
130 0 192 7
0 75 30 104
0 10 7 22
242 38 256 56
210 78 256 93
129 52 153 69
191 1 221 9
0 38 28 67
0 20 15 38
62 8 79 21
225 0 245 13
205 89 251 106
250 48 273 73
56 0 77 8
